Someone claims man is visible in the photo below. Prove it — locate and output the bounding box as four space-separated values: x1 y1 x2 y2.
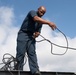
15 6 57 75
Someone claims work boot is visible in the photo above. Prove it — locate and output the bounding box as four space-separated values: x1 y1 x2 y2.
34 71 41 75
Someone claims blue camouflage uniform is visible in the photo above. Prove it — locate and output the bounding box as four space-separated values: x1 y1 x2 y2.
16 10 42 74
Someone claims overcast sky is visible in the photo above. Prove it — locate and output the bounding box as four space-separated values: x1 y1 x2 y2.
0 0 76 73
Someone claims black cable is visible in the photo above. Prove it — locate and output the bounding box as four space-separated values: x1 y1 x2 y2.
38 34 68 55
0 53 16 75
37 27 76 55
0 53 16 70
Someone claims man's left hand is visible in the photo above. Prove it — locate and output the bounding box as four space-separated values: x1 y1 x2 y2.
33 32 40 38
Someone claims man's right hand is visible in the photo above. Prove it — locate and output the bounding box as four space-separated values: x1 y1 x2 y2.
48 22 57 30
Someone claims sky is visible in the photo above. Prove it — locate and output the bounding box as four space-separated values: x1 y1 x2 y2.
0 0 76 73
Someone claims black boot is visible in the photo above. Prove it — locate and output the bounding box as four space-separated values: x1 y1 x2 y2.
34 71 41 75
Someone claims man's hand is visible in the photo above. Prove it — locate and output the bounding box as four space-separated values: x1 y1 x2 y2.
33 32 40 38
48 22 57 30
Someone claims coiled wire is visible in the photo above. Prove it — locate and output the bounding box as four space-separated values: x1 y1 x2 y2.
37 28 76 55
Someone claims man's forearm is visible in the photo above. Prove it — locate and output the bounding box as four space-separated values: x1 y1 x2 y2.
33 16 57 30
